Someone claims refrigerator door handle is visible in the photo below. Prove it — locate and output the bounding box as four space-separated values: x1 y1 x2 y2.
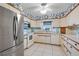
13 16 18 40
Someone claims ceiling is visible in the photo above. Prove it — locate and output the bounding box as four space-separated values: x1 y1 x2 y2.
20 3 77 20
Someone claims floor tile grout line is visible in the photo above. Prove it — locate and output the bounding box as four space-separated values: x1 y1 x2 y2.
30 44 42 56
51 45 53 56
30 47 37 55
24 43 65 56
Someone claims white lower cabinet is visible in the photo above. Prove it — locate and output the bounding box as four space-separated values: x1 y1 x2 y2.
51 34 60 45
43 36 50 43
61 35 79 56
34 34 50 43
71 47 79 56
38 36 45 43
34 34 60 44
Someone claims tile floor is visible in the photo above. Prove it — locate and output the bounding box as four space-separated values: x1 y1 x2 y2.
24 43 65 56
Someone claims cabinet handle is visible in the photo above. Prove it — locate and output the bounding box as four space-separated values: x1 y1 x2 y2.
75 44 77 46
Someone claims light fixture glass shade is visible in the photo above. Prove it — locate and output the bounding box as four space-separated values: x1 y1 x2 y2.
40 9 47 14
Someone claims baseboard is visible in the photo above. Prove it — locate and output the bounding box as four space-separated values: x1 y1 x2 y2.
24 42 61 50
34 42 61 46
24 43 34 50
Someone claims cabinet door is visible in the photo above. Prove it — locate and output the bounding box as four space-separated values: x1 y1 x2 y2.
43 36 50 43
60 18 68 27
51 34 60 44
37 35 45 43
33 34 39 42
53 20 60 27
30 20 36 27
71 47 79 56
34 34 50 43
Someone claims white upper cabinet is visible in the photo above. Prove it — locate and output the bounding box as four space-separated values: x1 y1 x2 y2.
47 5 79 27
30 20 37 27
36 21 42 27
52 19 60 27
60 18 68 27
66 6 79 25
30 20 42 27
60 6 79 27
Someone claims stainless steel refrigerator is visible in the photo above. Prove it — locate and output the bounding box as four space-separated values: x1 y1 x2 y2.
0 6 24 56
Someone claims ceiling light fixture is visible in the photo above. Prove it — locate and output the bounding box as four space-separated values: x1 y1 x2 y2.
40 3 48 14
40 9 47 14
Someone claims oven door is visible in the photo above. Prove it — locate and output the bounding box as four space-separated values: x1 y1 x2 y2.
29 35 32 40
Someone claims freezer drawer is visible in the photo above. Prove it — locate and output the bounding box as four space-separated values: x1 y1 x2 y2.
0 43 24 56
0 46 16 56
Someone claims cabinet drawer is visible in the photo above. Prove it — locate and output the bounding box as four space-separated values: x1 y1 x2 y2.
71 47 79 56
67 39 79 50
63 45 71 56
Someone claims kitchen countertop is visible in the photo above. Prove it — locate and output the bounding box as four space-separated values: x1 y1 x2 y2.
61 34 79 43
34 31 51 34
